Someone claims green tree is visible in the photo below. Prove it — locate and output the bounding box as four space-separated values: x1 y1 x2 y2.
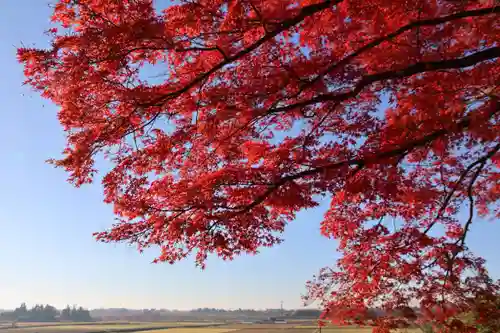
60 305 71 321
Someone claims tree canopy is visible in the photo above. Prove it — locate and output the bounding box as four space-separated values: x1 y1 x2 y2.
18 0 500 332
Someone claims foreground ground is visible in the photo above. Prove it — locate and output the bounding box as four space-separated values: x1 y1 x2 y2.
0 321 421 333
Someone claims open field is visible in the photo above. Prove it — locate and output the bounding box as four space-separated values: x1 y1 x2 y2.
143 327 421 333
139 329 236 333
34 324 215 330
13 325 160 330
212 327 420 333
0 322 423 333
0 322 223 333
217 325 295 330
0 323 132 327
0 323 160 330
7 323 214 329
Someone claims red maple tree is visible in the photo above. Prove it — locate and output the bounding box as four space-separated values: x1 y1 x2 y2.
18 0 500 332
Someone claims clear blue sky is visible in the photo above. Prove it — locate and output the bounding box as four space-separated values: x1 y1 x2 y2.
0 0 498 311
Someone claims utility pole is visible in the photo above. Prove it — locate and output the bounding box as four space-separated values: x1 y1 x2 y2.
280 300 284 317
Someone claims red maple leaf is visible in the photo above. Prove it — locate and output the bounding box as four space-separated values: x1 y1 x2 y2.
19 0 500 332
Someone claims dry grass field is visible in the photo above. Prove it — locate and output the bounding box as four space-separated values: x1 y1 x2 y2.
214 323 373 331
0 322 219 333
35 324 213 330
12 323 138 328
142 324 421 333
140 329 237 333
0 322 423 333
10 323 212 329
218 327 420 333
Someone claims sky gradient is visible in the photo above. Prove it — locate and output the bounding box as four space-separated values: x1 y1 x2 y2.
0 0 499 311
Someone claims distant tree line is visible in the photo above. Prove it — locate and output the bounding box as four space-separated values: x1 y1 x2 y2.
0 303 92 322
60 305 92 322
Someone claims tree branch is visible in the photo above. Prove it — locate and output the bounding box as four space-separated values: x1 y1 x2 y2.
231 106 499 215
291 6 500 99
424 141 500 234
147 0 339 107
458 143 500 248
272 47 500 114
